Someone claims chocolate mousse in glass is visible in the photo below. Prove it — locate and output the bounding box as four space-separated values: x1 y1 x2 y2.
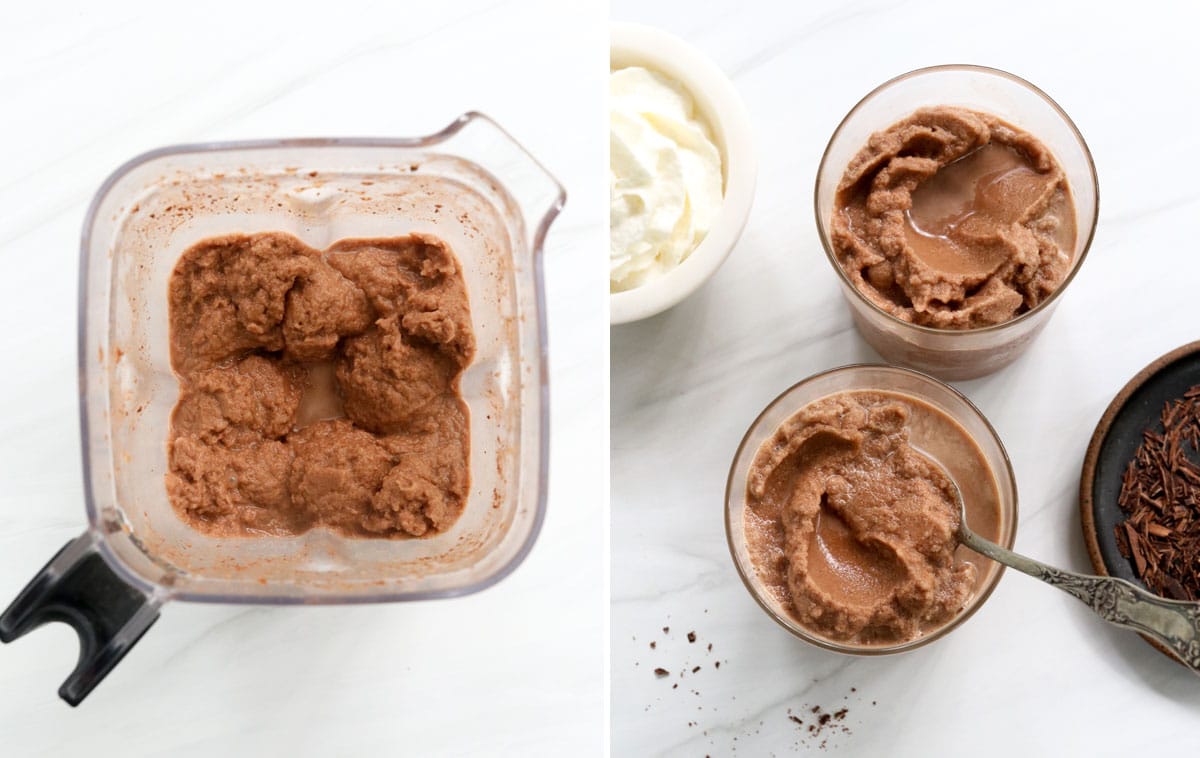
726 365 1018 653
815 65 1098 380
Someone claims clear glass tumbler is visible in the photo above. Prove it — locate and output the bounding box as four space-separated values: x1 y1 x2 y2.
814 65 1099 380
725 365 1019 655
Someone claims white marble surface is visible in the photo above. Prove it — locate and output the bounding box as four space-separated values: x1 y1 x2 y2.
0 2 605 755
612 0 1200 754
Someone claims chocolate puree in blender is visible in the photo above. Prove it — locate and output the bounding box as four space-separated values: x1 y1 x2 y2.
833 106 1076 329
744 390 1001 644
165 231 475 538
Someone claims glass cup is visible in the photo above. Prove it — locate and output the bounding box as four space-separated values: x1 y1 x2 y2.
814 65 1099 381
725 365 1019 654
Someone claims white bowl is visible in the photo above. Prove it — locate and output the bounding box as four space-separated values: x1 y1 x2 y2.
609 23 757 325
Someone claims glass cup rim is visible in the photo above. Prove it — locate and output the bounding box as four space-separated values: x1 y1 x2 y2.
723 363 1019 655
813 63 1100 337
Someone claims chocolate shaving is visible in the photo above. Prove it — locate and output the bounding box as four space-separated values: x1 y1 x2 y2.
1147 522 1172 538
654 668 669 678
1125 521 1147 576
687 631 696 643
1114 385 1200 601
1163 574 1191 601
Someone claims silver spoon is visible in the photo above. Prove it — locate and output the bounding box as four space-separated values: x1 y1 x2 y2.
946 477 1200 672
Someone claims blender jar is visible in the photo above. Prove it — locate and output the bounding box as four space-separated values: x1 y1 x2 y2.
1 112 563 704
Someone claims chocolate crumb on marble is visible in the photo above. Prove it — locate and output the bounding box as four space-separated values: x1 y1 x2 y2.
787 686 862 750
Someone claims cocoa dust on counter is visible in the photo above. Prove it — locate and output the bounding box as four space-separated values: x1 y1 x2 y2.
1115 385 1200 600
786 686 872 751
636 621 880 751
645 626 725 683
638 621 729 734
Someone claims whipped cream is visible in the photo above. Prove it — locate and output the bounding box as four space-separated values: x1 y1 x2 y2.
610 66 723 292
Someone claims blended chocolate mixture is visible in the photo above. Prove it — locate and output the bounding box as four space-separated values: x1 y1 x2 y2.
166 232 474 538
832 107 1076 329
744 391 1001 644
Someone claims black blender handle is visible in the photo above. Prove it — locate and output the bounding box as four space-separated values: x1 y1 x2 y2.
1 532 160 706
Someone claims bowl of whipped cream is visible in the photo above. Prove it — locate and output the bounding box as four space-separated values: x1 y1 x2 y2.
610 22 757 324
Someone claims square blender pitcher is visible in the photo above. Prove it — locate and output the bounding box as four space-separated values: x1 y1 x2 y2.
0 112 563 705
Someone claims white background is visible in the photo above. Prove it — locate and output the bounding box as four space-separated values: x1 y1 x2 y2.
611 0 1200 755
0 1 606 755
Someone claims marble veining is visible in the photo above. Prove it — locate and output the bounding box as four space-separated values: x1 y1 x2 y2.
612 0 1200 754
0 1 605 755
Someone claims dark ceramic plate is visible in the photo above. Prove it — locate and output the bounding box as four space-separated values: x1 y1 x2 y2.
1080 340 1200 662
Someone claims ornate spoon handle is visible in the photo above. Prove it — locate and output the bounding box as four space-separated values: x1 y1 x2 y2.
959 527 1200 671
